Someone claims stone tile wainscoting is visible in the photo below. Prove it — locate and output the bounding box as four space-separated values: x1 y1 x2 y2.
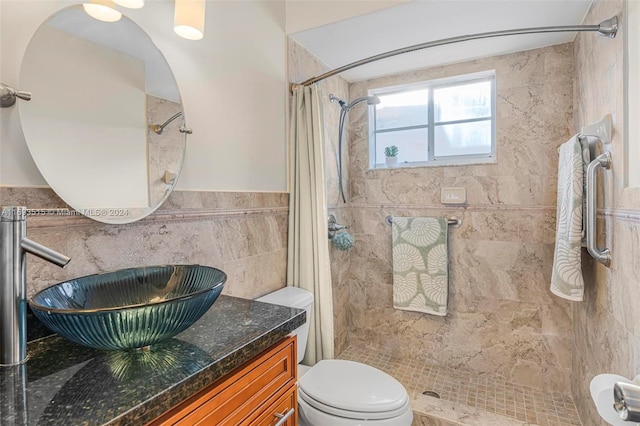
0 187 289 300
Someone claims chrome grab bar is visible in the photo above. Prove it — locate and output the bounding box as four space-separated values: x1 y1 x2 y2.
585 152 612 266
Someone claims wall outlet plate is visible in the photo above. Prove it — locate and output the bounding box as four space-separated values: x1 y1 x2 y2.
441 187 466 204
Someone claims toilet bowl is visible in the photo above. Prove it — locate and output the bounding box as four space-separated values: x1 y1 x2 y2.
257 287 413 426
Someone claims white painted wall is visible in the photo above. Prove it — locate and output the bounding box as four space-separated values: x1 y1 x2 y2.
0 0 287 192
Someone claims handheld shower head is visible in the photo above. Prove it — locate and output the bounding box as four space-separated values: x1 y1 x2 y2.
329 93 381 203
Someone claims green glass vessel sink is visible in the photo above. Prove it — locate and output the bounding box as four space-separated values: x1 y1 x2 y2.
29 265 226 351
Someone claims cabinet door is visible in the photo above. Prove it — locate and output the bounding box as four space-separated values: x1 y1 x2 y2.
249 387 297 426
150 336 296 426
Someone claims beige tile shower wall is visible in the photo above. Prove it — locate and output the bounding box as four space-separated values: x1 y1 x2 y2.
0 187 288 300
288 38 351 354
572 1 640 424
288 38 351 208
347 44 575 393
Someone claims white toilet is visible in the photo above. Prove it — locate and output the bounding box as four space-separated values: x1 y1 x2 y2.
257 287 413 426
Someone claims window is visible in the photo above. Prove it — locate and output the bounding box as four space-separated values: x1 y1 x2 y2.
369 71 496 168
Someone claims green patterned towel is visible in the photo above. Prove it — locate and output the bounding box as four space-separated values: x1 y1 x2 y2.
392 217 449 316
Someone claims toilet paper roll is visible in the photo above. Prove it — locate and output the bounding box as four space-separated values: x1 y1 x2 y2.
590 374 636 426
591 374 632 400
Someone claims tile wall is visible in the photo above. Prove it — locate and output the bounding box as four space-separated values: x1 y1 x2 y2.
572 0 640 423
0 187 288 300
147 95 183 206
345 44 576 393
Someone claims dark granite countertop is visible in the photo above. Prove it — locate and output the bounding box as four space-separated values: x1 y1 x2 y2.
0 295 305 426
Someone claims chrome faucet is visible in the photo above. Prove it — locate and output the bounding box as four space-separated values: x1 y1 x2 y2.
0 206 70 366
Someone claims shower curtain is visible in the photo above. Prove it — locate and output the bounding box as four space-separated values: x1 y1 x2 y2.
287 84 334 365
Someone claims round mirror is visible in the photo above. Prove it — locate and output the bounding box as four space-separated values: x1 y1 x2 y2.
19 5 187 224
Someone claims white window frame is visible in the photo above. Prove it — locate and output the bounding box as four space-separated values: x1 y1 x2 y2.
368 70 497 169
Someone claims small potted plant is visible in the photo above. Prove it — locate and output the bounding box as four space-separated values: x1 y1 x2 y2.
384 145 399 167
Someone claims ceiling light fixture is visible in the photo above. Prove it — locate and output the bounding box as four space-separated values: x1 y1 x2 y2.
174 0 205 41
82 0 122 22
83 0 204 41
113 0 145 9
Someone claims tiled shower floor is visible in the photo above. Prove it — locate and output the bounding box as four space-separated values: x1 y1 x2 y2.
338 346 581 426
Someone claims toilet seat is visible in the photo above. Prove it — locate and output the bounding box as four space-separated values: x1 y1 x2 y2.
298 360 410 420
299 388 411 420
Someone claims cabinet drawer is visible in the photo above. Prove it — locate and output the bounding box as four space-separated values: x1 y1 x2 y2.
150 336 296 426
249 387 297 426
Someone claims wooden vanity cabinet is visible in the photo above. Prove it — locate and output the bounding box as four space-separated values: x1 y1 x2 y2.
149 336 297 426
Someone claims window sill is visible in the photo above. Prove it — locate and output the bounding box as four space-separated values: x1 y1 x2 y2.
369 157 496 171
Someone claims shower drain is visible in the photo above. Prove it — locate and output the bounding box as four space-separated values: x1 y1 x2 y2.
422 390 441 398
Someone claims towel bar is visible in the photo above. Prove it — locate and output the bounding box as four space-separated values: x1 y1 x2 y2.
385 215 462 227
585 152 612 266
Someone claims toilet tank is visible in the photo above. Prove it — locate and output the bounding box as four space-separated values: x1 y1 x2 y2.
256 287 313 364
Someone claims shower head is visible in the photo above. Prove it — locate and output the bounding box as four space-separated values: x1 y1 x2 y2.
329 94 380 111
150 111 193 135
329 93 346 108
345 95 380 111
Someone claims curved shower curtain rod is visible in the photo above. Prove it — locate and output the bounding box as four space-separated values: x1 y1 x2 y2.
291 16 618 90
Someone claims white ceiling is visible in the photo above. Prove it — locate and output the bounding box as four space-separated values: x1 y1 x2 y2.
290 0 595 82
285 0 411 34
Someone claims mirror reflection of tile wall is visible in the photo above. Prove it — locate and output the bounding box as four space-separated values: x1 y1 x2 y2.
147 95 184 207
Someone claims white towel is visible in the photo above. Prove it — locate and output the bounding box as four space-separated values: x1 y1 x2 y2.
579 136 591 245
551 135 585 301
392 217 449 316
